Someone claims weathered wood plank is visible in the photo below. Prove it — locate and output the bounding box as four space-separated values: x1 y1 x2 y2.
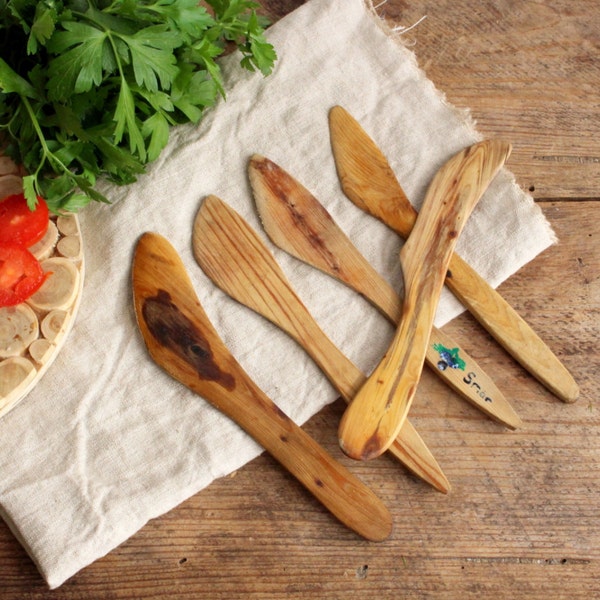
0 200 597 598
0 1 597 597
376 0 600 199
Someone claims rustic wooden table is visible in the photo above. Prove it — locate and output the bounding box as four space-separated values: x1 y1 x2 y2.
1 1 598 597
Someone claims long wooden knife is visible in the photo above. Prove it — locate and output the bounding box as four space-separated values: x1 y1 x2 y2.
132 232 392 541
193 195 450 493
329 105 579 404
248 155 522 431
337 139 511 460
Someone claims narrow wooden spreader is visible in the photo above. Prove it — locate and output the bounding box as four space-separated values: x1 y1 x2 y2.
334 139 512 460
248 155 521 431
329 105 579 404
132 232 392 541
192 195 450 493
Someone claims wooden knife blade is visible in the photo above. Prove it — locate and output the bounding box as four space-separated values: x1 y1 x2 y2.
336 139 512 460
329 105 579 404
193 194 451 493
249 155 522 431
132 232 392 541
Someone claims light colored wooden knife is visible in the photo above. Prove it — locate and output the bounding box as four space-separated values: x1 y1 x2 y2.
336 139 512 460
132 232 392 541
248 155 522 431
193 194 450 493
329 105 579 404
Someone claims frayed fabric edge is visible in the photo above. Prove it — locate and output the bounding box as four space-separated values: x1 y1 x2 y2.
361 0 557 248
362 0 480 137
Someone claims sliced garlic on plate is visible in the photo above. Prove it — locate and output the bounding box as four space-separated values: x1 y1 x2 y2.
30 220 60 261
0 212 84 419
27 257 80 312
40 310 68 341
0 357 37 413
0 174 23 199
0 304 39 359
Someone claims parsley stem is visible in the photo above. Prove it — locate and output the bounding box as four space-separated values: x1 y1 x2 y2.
2 0 276 211
20 95 71 189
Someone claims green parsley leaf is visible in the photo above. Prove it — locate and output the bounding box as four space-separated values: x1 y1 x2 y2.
126 26 182 92
142 111 170 161
113 77 146 160
1 0 277 212
244 14 277 75
28 2 59 54
0 57 39 98
46 22 107 99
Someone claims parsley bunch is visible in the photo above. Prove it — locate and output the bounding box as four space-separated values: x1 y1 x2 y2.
0 0 277 212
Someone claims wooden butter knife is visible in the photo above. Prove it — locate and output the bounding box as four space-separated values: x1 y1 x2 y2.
193 195 450 493
132 232 392 541
248 155 521 431
329 105 579 404
337 139 511 460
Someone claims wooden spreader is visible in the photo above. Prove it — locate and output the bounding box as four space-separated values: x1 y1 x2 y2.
333 138 512 460
193 195 451 493
248 155 522 432
132 232 392 541
329 105 579 405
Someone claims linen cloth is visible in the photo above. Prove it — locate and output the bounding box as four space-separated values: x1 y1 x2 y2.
0 0 556 588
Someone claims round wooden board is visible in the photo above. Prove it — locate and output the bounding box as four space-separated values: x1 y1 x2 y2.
0 178 85 419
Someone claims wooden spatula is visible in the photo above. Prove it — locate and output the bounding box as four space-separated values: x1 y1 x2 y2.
248 155 522 431
192 195 450 493
335 139 512 460
329 105 579 404
132 232 392 541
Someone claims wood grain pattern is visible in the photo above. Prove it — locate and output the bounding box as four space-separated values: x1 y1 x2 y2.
192 194 450 493
0 1 597 597
337 140 511 460
132 232 392 542
249 154 521 430
377 0 600 200
329 105 579 403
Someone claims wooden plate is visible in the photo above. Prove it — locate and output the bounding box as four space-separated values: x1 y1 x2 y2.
0 172 85 419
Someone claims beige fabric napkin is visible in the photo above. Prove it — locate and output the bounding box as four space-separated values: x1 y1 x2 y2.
0 0 556 588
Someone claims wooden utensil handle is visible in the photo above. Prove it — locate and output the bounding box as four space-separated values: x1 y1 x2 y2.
337 248 443 461
362 275 521 428
242 288 450 493
329 106 578 403
444 253 579 402
338 141 511 460
218 368 394 543
193 196 450 493
250 158 521 430
360 206 578 403
331 106 577 403
133 233 392 542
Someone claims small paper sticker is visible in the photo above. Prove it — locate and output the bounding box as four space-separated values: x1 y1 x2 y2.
432 344 466 372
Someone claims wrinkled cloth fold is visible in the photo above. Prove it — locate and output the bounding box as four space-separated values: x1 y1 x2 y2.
0 0 555 588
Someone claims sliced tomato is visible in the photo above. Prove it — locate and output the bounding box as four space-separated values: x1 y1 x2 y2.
0 243 49 307
0 193 50 248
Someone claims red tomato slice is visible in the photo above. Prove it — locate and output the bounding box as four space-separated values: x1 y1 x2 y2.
0 243 49 307
0 193 50 248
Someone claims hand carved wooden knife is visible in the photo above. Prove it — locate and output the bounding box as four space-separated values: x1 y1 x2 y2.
329 105 579 404
335 139 512 460
132 232 392 541
192 194 451 493
248 155 521 431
